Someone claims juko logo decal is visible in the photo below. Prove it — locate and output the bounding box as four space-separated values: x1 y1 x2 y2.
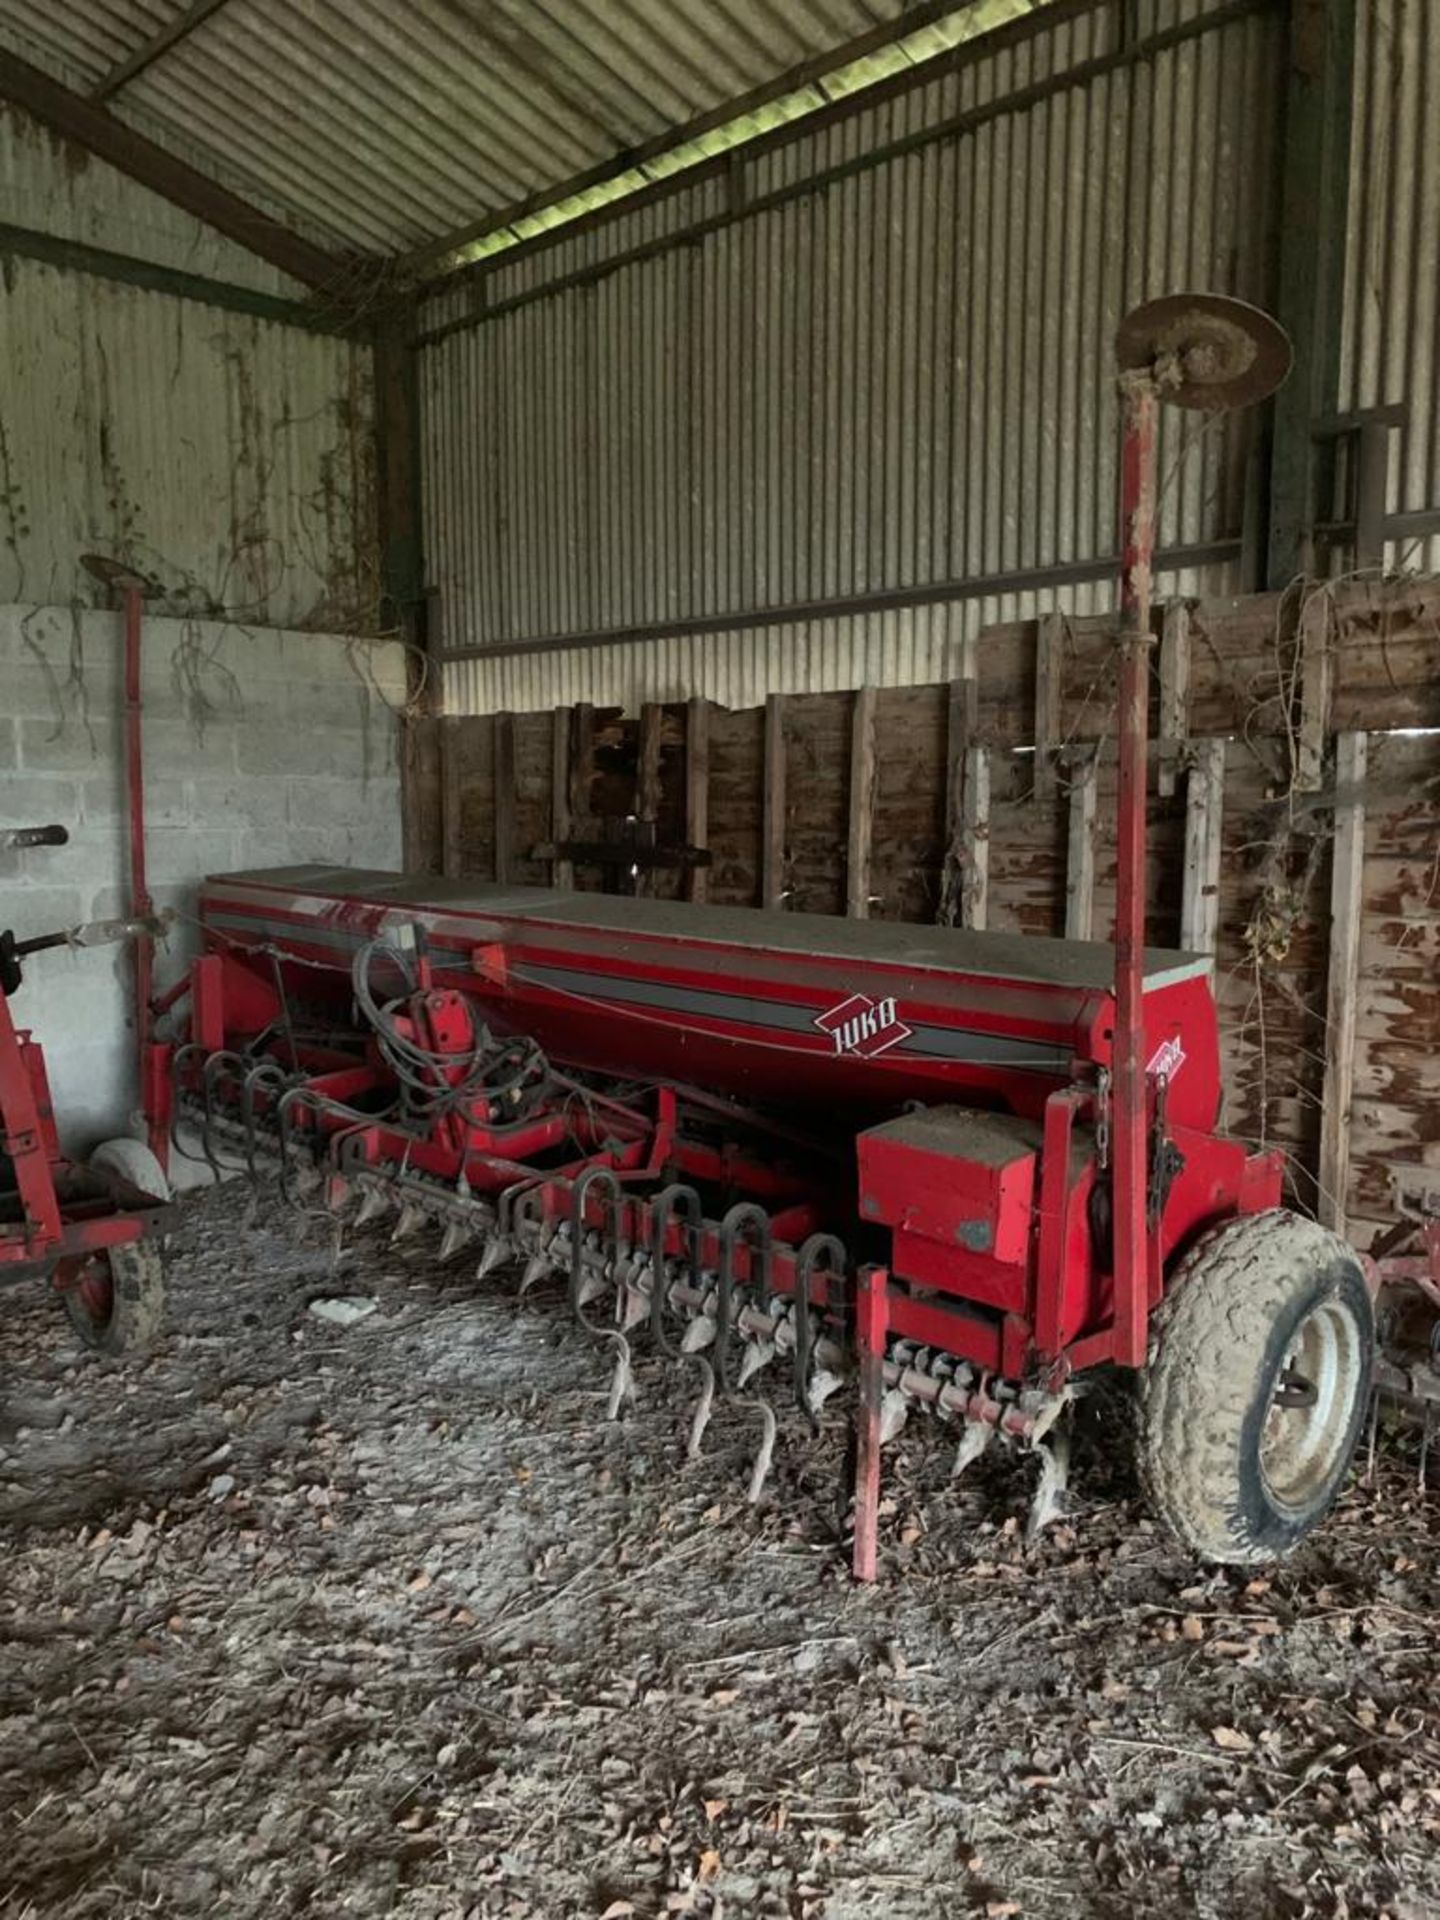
814 993 912 1059
1147 1035 1186 1082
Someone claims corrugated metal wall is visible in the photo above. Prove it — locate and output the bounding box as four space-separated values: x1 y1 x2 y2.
0 104 378 629
424 0 1285 715
1340 0 1440 577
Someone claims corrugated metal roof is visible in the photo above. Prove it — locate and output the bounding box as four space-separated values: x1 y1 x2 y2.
423 0 1280 714
0 0 967 257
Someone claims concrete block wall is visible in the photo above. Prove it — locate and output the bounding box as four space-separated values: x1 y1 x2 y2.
0 605 406 1148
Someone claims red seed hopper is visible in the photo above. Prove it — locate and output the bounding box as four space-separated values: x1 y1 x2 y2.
152 297 1378 1568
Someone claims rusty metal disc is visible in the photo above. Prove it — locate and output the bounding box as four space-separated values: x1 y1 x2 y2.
1115 294 1292 411
79 552 159 596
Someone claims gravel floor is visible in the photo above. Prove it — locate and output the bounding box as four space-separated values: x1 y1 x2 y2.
0 1183 1436 1920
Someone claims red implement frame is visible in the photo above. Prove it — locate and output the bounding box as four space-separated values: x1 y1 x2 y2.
1112 376 1158 1368
159 296 1296 1581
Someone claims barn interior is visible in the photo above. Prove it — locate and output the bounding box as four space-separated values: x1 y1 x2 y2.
0 3 1438 1916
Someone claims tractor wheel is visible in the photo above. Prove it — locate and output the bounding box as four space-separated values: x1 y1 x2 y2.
1138 1209 1373 1564
90 1137 171 1202
60 1239 166 1357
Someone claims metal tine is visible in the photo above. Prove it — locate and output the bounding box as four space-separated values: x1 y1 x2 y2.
1420 1404 1434 1494
649 1182 705 1360
438 1218 473 1263
477 1233 512 1280
619 1257 651 1332
736 1338 777 1388
519 1233 560 1295
746 1400 779 1504
951 1419 993 1481
1027 1415 1072 1541
604 1332 634 1422
716 1202 771 1395
681 1308 716 1354
794 1233 848 1435
807 1366 848 1416
569 1167 625 1333
575 1254 610 1308
390 1201 427 1245
685 1356 716 1460
353 1183 392 1229
1364 1386 1380 1488
879 1387 910 1446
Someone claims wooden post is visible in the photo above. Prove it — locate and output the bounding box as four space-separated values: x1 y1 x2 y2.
551 706 573 890
570 702 595 830
762 693 787 910
1296 589 1333 792
634 702 664 897
636 703 663 820
1180 737 1226 954
961 744 990 931
847 685 878 919
1064 748 1098 940
940 670 978 926
402 716 441 874
440 717 463 879
1157 602 1191 799
686 696 710 905
1318 730 1367 1232
493 711 516 885
1034 611 1064 800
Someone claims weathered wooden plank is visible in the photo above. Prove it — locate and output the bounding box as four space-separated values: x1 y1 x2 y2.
440 717 463 880
1157 601 1191 798
961 744 990 931
493 711 516 885
762 692 788 910
939 672 977 926
847 685 878 919
637 703 664 820
1318 730 1368 1232
686 696 710 905
1180 737 1225 954
1296 589 1333 792
400 715 442 873
551 706 573 890
635 702 664 898
1064 748 1098 940
570 702 596 827
1034 611 1064 800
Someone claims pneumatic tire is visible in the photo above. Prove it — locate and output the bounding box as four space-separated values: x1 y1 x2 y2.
1139 1209 1373 1565
60 1239 167 1357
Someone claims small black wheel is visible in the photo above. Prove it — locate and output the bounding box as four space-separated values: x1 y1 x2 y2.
59 1238 166 1356
1139 1209 1373 1564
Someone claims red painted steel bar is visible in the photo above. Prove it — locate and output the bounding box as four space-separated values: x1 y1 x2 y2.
1112 375 1158 1369
851 1263 890 1582
120 581 161 1157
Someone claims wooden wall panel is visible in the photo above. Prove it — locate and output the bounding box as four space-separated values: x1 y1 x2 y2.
871 687 946 922
403 579 1440 1240
401 717 443 875
1348 730 1440 1236
783 694 849 918
707 705 764 907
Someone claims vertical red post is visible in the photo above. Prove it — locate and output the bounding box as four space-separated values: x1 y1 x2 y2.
851 1262 890 1583
1112 377 1157 1368
0 993 63 1244
122 584 160 1159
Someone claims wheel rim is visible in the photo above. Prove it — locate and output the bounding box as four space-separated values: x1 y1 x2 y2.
60 1254 116 1333
1259 1297 1365 1509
